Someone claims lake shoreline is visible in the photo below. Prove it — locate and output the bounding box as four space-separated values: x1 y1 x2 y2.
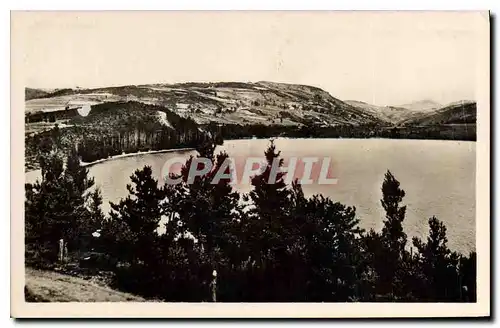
80 147 196 168
24 147 197 176
25 137 475 175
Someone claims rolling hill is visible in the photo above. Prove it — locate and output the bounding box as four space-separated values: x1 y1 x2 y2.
25 82 386 127
344 100 413 124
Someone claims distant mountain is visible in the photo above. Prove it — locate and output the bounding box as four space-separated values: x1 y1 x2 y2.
344 100 411 124
345 98 476 126
400 100 476 126
397 99 442 112
25 82 384 127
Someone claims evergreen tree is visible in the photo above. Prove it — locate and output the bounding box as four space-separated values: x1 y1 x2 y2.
459 251 477 302
163 138 243 301
25 152 67 264
82 189 105 251
101 166 172 298
241 140 296 300
25 149 101 265
88 189 104 229
412 216 461 301
241 143 367 301
301 191 365 301
63 148 98 251
246 140 291 261
108 166 166 265
358 228 382 301
376 170 408 299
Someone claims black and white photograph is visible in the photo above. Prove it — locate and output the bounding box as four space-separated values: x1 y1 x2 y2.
11 10 490 318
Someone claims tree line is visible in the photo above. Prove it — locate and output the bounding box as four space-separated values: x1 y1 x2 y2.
204 122 476 141
75 126 206 163
25 137 476 302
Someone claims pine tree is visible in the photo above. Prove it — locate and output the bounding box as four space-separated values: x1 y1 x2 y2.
242 140 319 301
459 251 476 302
63 148 98 251
379 170 408 298
246 140 291 261
81 189 105 252
365 170 409 299
359 228 382 300
88 189 104 228
108 166 166 266
303 193 365 301
163 138 243 301
380 170 407 254
25 149 101 265
100 165 171 298
25 152 67 264
412 216 461 301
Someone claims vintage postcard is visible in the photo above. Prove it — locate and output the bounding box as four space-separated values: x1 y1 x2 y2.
11 11 490 318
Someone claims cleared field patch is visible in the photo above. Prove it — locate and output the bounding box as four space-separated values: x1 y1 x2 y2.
25 93 122 114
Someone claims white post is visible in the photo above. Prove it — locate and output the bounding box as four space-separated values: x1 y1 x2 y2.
63 242 68 262
212 269 217 302
58 239 64 262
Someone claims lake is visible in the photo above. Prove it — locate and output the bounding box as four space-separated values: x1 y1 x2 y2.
25 138 476 255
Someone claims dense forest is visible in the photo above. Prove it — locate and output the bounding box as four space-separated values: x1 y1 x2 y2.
25 101 211 170
203 122 476 142
25 132 476 302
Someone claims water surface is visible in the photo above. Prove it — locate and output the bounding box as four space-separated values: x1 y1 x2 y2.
25 138 476 255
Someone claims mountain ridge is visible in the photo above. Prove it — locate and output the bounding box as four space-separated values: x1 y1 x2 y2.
344 100 411 124
25 82 476 128
399 100 476 126
346 99 476 125
397 99 442 111
25 82 386 127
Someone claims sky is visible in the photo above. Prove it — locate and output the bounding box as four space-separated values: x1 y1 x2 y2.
13 11 487 106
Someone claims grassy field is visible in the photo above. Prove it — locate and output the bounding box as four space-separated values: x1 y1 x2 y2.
25 268 146 302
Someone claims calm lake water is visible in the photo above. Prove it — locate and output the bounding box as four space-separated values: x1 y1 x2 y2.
25 138 476 255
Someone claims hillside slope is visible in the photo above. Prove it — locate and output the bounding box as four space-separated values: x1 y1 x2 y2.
25 88 50 101
25 101 206 169
25 268 145 302
397 99 442 112
400 100 476 126
25 82 385 126
344 100 413 124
